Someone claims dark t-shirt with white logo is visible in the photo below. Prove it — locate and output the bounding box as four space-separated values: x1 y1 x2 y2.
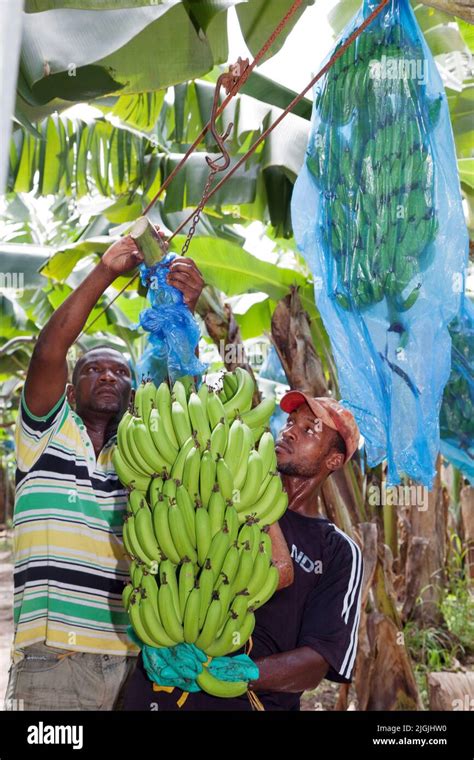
124 509 363 712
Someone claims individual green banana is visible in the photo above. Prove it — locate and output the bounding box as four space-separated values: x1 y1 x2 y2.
196 667 247 698
197 381 210 407
155 382 179 449
246 543 272 597
178 558 196 619
238 521 261 563
172 380 188 411
230 591 250 625
241 473 283 523
168 499 198 563
222 372 239 400
151 495 181 564
134 504 163 561
224 504 240 544
239 396 276 429
158 577 184 643
233 423 254 491
237 450 264 509
215 575 233 628
222 368 254 421
124 514 155 566
206 609 254 657
199 445 216 508
256 489 289 528
195 592 222 651
139 591 176 647
149 475 164 507
133 382 147 419
207 391 227 430
208 486 226 538
127 415 169 473
182 441 202 499
140 380 156 423
220 542 240 586
162 477 178 501
171 400 193 447
196 502 212 566
122 582 134 611
183 582 201 643
258 431 277 482
112 447 152 492
198 558 215 628
227 611 256 653
205 524 231 579
128 489 148 516
175 482 197 547
129 559 144 588
247 564 279 610
231 541 254 595
170 436 195 481
148 408 177 466
128 593 158 647
159 560 181 618
188 392 212 449
216 455 234 501
210 421 227 459
223 418 244 477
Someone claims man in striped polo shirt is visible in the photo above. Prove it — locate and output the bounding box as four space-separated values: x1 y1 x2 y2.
5 231 205 710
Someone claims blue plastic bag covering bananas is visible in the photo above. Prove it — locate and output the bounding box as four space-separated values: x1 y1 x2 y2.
440 296 474 484
135 252 208 386
291 0 469 486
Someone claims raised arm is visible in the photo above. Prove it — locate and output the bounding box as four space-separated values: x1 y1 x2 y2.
24 237 144 417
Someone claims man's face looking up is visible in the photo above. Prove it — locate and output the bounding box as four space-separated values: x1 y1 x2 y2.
275 403 345 478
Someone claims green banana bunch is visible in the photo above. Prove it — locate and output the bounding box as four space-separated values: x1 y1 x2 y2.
118 372 286 698
310 21 439 315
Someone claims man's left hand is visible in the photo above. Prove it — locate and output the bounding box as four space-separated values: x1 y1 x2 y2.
166 257 205 313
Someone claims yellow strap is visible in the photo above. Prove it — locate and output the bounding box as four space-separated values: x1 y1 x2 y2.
152 684 175 694
176 691 190 708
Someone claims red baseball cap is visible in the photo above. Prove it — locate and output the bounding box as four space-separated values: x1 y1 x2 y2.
280 391 360 464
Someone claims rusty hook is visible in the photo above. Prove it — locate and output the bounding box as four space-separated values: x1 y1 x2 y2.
206 72 233 172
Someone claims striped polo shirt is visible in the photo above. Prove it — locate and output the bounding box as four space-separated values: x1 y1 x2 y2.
12 387 139 663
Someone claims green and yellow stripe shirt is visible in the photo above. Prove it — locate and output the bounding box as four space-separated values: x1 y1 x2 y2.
12 389 139 663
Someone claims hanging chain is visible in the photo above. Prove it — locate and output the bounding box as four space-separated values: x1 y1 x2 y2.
180 168 218 257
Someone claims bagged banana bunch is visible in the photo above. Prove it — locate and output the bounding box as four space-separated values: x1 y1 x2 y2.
440 296 474 484
113 368 287 698
291 0 469 486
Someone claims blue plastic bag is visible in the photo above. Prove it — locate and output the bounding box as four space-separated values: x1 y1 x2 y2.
291 0 469 486
134 253 208 386
440 295 474 484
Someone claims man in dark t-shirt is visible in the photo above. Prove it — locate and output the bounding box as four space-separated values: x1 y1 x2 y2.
124 391 363 711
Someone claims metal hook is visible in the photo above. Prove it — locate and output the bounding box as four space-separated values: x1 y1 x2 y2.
205 59 249 172
206 73 233 172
